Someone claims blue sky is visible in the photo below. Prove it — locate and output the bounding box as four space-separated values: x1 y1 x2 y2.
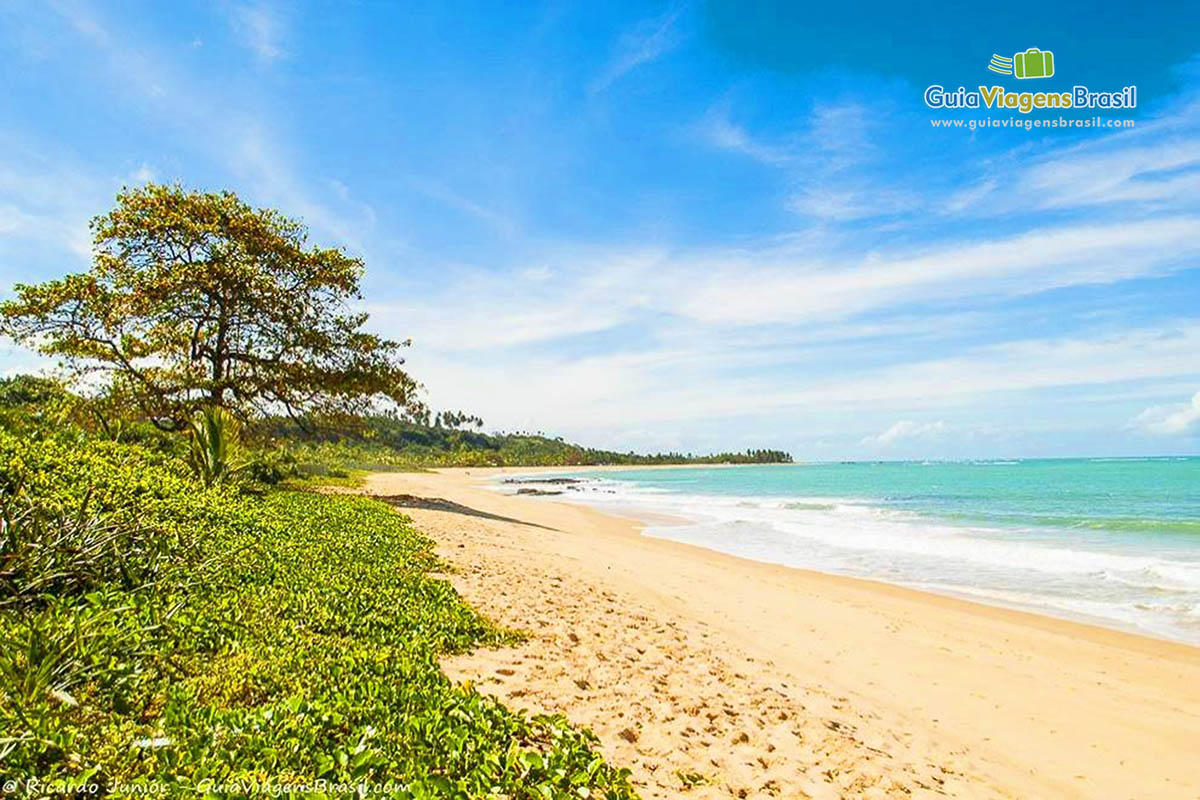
2 0 1199 459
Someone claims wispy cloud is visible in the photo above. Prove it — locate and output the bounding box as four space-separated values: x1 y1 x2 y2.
229 2 286 63
368 203 1200 374
698 107 792 164
407 177 517 236
942 178 998 214
0 143 108 267
590 7 682 92
804 102 878 172
48 0 168 98
1020 139 1200 210
787 184 919 221
941 98 1200 218
226 123 377 255
129 163 155 183
39 2 376 259
390 316 1200 449
369 247 663 351
708 84 1200 227
701 99 922 221
861 420 948 446
672 216 1200 325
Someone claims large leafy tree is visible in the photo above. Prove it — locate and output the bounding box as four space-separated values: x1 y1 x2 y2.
0 184 420 430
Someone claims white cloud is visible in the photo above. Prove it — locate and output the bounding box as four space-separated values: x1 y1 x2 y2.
48 0 168 99
129 163 155 183
226 122 372 253
50 3 373 256
704 118 779 162
805 102 877 172
861 420 948 446
407 177 516 236
700 100 920 221
784 324 1200 417
368 247 663 351
699 108 792 165
1020 139 1200 210
672 216 1200 326
706 79 1200 226
229 3 285 63
787 184 919 221
520 265 554 282
590 8 682 92
369 211 1200 367
0 0 381 311
1130 390 1200 436
0 146 106 263
942 178 998 214
945 100 1200 218
377 302 1200 449
0 344 55 378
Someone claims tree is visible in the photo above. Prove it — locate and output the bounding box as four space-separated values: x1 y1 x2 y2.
438 409 484 430
0 184 421 430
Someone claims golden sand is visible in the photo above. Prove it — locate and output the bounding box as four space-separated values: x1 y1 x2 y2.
363 467 1200 799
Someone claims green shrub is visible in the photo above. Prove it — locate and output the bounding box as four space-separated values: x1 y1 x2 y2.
0 433 634 797
244 447 298 485
187 406 247 487
0 496 183 604
0 375 80 440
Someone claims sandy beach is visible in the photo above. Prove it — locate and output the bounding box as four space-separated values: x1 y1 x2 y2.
362 467 1200 799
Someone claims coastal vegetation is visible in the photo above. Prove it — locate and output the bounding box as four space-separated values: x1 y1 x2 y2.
0 184 785 793
0 425 634 796
259 415 793 470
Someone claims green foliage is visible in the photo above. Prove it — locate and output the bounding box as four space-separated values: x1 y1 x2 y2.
0 375 79 437
186 406 246 487
0 433 635 797
0 184 421 431
243 446 299 486
260 414 793 470
0 375 65 409
0 376 185 462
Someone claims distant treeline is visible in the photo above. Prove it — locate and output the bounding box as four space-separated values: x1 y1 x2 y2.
258 414 793 468
0 375 791 471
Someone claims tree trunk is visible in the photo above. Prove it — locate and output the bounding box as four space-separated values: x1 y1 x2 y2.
211 297 228 406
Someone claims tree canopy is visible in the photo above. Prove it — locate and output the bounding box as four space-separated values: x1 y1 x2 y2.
0 184 420 430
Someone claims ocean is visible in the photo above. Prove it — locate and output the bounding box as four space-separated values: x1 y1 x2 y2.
510 458 1200 645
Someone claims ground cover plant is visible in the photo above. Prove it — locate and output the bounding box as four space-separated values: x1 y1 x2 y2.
0 430 635 798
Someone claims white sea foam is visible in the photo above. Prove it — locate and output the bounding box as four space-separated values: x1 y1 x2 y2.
520 476 1200 645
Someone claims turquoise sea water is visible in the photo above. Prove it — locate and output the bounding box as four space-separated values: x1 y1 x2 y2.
521 458 1200 644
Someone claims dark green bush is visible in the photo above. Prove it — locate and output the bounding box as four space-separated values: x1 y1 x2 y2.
0 432 634 797
244 448 298 485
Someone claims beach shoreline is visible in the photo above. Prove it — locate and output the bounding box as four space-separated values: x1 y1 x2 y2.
364 466 1200 799
494 465 1200 647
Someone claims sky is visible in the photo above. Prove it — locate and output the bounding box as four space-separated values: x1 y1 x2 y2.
1 0 1199 460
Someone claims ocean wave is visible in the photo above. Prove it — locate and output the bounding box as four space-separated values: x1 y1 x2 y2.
538 475 1200 644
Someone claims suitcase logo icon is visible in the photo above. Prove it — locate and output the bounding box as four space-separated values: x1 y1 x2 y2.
987 48 1055 79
